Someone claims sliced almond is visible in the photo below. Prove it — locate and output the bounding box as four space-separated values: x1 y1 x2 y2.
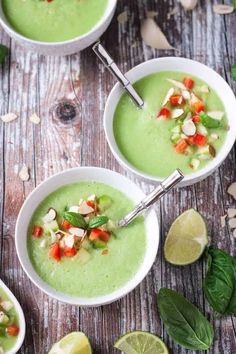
68 227 85 237
190 92 200 104
182 119 196 136
162 87 175 106
64 234 75 248
42 208 57 223
146 10 158 18
117 11 128 24
220 215 227 228
189 158 200 170
19 164 30 182
180 0 198 10
228 208 236 218
1 113 17 123
87 194 96 202
69 205 80 213
229 218 236 229
213 4 234 15
29 113 40 124
78 201 94 215
210 133 219 141
141 18 175 50
182 90 191 100
0 301 13 312
228 182 236 200
200 85 210 93
207 111 224 121
172 108 184 119
167 79 186 90
233 229 236 239
39 239 47 249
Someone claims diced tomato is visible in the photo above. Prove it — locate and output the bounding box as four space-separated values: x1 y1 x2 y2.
170 95 184 106
192 115 200 124
6 325 19 336
89 228 111 243
157 107 171 119
175 139 188 154
63 247 77 257
61 219 72 230
49 243 61 262
187 136 195 145
193 102 205 113
183 77 194 90
193 134 207 146
32 225 43 238
86 200 95 209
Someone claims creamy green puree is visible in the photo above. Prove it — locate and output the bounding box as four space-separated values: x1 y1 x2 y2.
0 288 19 352
28 182 146 298
113 71 228 178
2 0 108 42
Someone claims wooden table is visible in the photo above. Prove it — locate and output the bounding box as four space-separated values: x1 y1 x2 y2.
0 1 236 353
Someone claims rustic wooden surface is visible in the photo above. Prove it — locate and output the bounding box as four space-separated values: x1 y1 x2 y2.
0 0 236 353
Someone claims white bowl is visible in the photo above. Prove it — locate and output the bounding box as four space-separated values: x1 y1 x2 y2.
104 57 236 187
15 167 159 306
0 0 117 55
0 279 26 354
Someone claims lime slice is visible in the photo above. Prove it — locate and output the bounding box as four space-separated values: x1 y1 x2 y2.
164 208 208 265
48 332 92 354
114 331 169 354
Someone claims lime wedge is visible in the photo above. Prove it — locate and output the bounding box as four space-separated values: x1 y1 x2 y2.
114 331 169 354
164 208 208 265
48 332 92 354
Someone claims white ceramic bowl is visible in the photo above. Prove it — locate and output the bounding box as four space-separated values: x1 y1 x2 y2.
0 279 26 354
15 167 159 306
104 57 236 187
0 0 117 55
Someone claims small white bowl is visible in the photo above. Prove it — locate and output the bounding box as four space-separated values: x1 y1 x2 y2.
0 0 117 55
0 279 26 354
15 167 159 306
104 57 236 187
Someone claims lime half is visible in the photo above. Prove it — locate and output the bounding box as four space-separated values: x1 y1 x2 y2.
48 332 92 354
114 331 169 354
164 208 208 265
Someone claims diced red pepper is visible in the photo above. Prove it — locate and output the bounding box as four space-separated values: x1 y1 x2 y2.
157 107 171 119
175 139 188 154
63 247 77 257
86 200 95 209
183 77 194 90
170 95 184 106
6 325 19 336
193 102 205 113
61 219 72 230
89 228 111 243
187 136 196 145
32 225 43 238
193 134 207 146
49 243 61 262
192 115 200 124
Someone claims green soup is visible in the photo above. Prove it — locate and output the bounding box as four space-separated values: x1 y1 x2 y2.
27 182 146 298
113 71 228 178
2 0 108 42
0 287 19 352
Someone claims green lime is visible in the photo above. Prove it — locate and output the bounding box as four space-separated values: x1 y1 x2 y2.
164 208 208 265
48 332 92 354
114 331 169 354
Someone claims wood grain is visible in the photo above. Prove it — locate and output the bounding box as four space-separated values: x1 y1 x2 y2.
0 0 236 353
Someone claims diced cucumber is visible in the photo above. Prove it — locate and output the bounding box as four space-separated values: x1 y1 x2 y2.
44 220 59 234
189 158 200 170
185 146 194 156
107 219 117 231
170 133 181 144
92 240 107 249
197 124 208 136
0 312 9 325
77 248 91 265
81 238 92 251
171 125 181 134
98 195 113 211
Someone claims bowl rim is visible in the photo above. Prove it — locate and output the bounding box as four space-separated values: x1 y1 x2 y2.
104 57 236 186
15 166 159 306
0 279 26 354
0 0 117 46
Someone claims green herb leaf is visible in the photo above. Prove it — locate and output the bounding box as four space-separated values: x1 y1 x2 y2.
88 215 109 229
0 44 8 64
157 288 214 350
200 112 221 128
203 247 236 315
63 211 87 228
231 64 236 81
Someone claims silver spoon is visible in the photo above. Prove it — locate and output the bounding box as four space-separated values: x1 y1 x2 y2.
117 169 184 227
93 42 144 108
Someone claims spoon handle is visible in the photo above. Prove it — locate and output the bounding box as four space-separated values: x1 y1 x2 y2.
92 42 144 108
117 169 184 227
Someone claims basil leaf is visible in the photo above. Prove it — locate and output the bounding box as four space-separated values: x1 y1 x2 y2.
157 288 214 350
0 44 8 64
200 112 221 128
63 211 87 228
203 247 236 315
88 215 109 229
231 64 236 81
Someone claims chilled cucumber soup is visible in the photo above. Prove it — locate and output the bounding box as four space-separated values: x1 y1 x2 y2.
2 0 108 42
28 182 146 298
113 71 228 177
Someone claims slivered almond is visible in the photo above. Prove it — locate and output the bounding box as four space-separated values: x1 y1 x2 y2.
172 108 184 119
42 208 57 223
78 201 94 215
167 79 186 90
87 194 96 201
69 205 80 213
200 85 210 93
64 234 75 248
213 4 234 15
220 215 227 228
229 218 236 229
1 113 17 123
141 18 175 50
19 164 30 181
182 90 191 100
68 228 85 237
228 208 236 218
29 113 40 124
228 182 236 200
190 92 199 103
182 119 196 136
162 87 175 106
207 111 224 121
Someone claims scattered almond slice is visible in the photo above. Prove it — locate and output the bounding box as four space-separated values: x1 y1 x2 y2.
213 4 234 15
182 119 196 136
50 230 57 244
190 92 200 103
64 234 75 248
167 79 186 90
200 85 210 93
228 208 236 218
141 18 175 50
229 218 236 229
19 164 30 181
87 194 96 202
43 208 57 223
220 215 227 227
117 11 128 24
29 113 40 124
1 113 17 123
39 239 47 248
207 111 224 121
233 229 236 238
210 133 219 141
162 87 175 106
228 182 236 200
172 108 184 119
146 10 158 18
78 201 94 215
68 227 85 237
0 301 13 312
69 205 80 213
182 90 191 100
180 0 198 10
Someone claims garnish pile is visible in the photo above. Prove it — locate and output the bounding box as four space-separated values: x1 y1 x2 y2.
0 297 19 349
32 194 114 262
157 77 226 171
